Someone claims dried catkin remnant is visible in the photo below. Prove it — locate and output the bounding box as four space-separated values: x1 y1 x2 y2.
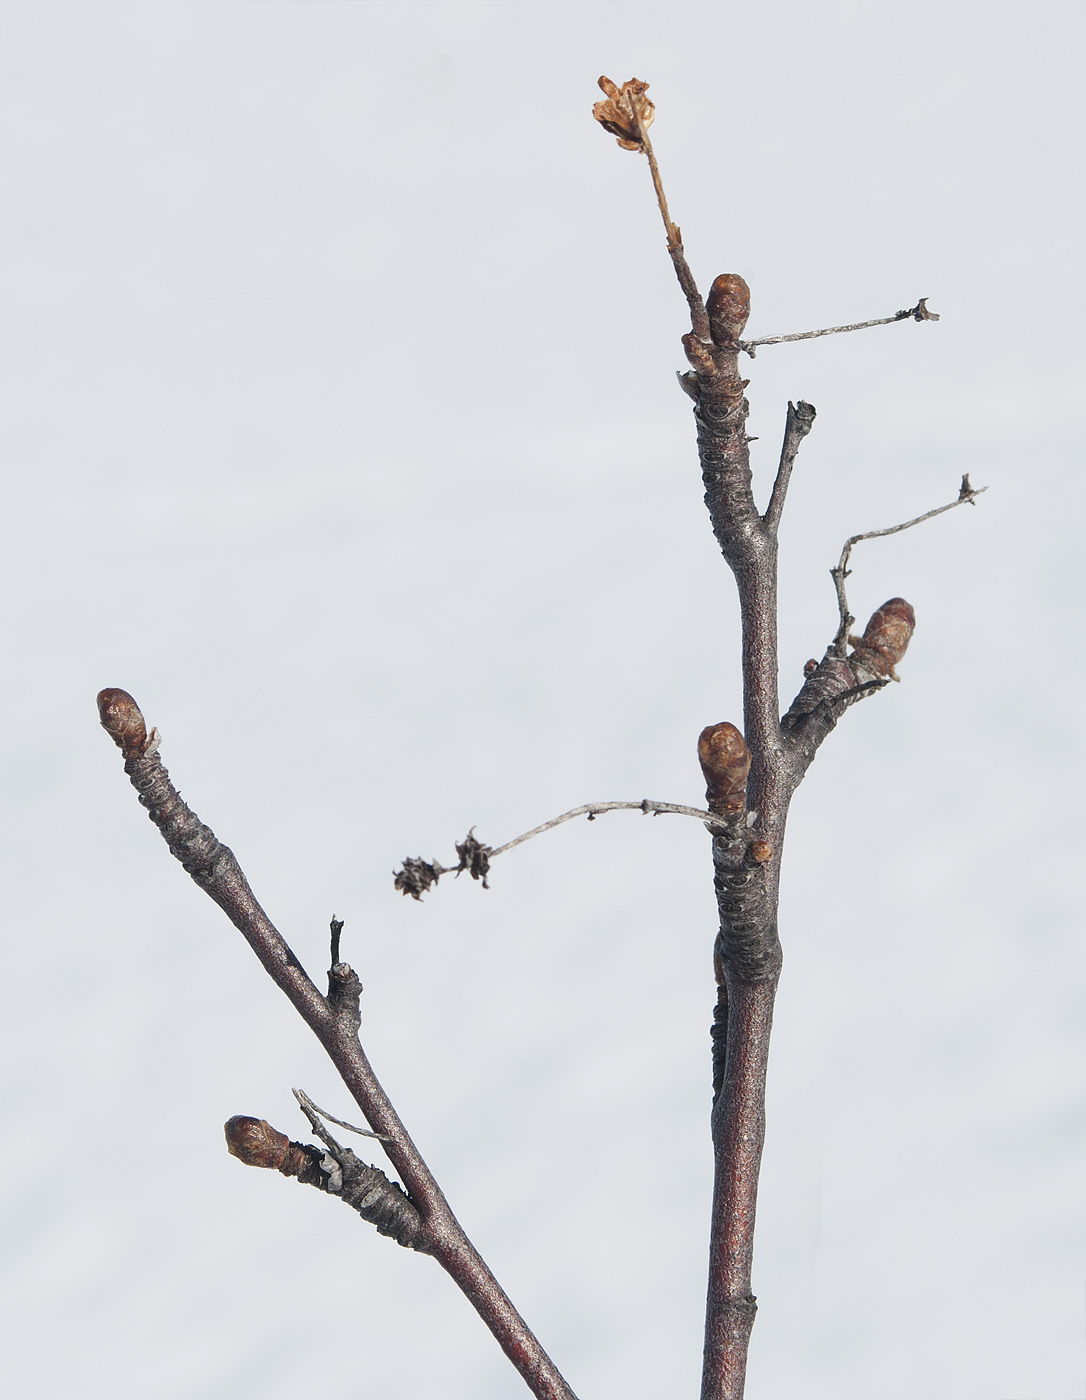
97 687 148 752
850 598 916 680
706 273 751 344
592 75 654 150
698 722 751 815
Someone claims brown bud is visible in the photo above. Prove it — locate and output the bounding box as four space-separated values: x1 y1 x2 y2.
803 658 819 677
750 841 773 865
225 1116 294 1171
592 75 654 151
97 688 148 751
698 722 751 815
706 273 751 344
851 598 916 679
682 331 716 376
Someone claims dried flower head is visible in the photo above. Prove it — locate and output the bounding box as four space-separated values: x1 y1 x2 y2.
393 857 445 901
592 75 654 151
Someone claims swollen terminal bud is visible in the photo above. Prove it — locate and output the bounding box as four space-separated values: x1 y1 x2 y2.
225 1116 309 1176
97 688 148 752
698 722 751 815
706 273 751 345
851 598 916 680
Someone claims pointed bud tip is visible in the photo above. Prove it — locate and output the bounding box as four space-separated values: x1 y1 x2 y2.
225 1116 291 1170
97 688 147 750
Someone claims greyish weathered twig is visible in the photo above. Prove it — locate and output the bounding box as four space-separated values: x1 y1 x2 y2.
393 797 737 900
738 297 940 356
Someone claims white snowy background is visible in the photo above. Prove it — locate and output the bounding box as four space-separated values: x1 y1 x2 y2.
2 2 1083 1397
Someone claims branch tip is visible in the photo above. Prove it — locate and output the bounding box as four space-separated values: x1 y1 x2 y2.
97 687 149 753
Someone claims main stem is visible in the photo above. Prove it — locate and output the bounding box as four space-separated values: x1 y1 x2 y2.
690 284 792 1400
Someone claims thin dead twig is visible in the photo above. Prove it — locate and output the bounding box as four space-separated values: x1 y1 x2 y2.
394 798 737 900
832 474 987 645
739 298 939 357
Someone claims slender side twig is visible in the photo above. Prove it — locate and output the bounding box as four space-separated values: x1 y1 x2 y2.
393 798 740 899
763 400 817 536
97 687 579 1400
831 473 986 646
738 298 939 357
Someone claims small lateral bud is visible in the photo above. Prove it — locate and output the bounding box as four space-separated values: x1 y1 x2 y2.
225 1116 297 1172
803 658 818 677
97 688 148 752
698 722 751 815
706 273 751 344
682 332 716 376
852 597 916 679
750 840 773 865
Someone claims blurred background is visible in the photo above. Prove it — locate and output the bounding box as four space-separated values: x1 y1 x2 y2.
2 2 1083 1397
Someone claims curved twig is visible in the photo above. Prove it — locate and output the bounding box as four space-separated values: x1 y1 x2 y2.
831 474 986 646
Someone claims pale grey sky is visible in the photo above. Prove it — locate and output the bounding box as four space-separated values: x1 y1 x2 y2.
1 2 1083 1397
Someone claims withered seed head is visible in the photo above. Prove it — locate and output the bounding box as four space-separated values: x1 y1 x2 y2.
592 75 654 150
852 598 916 679
225 1116 292 1171
698 722 751 815
97 687 148 752
706 273 751 344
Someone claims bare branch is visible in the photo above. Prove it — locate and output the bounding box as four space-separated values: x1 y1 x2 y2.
831 474 986 647
98 688 580 1400
763 400 817 535
739 297 940 357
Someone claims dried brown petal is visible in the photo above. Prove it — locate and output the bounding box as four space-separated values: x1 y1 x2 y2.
698 722 751 815
706 273 751 344
592 75 654 150
97 687 148 752
850 597 916 679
